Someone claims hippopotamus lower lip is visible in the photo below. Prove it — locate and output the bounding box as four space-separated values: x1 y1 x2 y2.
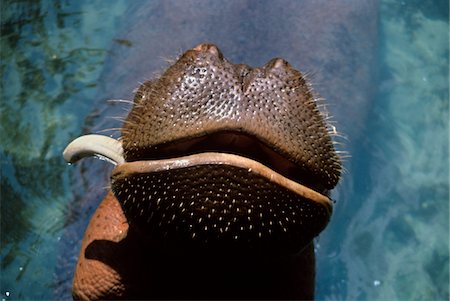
63 134 331 211
63 132 332 253
111 152 332 213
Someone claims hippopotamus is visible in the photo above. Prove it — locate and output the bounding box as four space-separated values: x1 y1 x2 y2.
63 43 341 299
59 1 378 300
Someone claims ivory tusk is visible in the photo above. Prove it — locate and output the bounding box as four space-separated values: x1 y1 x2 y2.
63 134 125 165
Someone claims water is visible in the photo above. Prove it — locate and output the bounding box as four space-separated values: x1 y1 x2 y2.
316 2 449 300
1 1 448 300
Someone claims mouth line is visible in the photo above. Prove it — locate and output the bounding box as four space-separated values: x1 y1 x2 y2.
112 152 332 214
62 133 332 212
123 130 329 195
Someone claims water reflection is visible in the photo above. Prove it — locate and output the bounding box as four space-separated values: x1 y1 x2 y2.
1 0 126 299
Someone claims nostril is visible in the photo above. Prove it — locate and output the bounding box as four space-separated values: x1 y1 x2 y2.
274 58 287 69
193 43 223 59
266 58 289 70
206 44 220 57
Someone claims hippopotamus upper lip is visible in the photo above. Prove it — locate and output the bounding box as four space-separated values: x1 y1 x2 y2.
121 43 342 190
125 130 330 194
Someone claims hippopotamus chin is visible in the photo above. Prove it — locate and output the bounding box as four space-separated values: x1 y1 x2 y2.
64 43 341 299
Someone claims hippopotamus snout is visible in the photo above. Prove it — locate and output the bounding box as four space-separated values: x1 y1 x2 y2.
63 43 341 299
122 44 340 189
111 43 340 253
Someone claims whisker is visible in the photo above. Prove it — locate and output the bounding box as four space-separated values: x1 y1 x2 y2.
132 81 148 94
332 133 349 141
106 116 127 122
162 54 177 65
121 119 137 127
95 128 123 133
340 165 349 175
335 150 351 157
332 141 347 147
106 99 134 104
121 107 133 113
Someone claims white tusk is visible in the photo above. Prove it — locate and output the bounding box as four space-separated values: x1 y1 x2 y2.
63 134 125 165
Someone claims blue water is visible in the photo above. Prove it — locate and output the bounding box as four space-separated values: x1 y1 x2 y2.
1 1 448 300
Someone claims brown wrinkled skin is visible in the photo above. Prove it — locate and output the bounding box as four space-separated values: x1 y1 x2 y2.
72 192 130 300
123 44 340 189
73 44 337 300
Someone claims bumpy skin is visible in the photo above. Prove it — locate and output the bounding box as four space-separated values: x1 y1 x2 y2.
72 192 129 300
73 44 340 300
111 161 332 255
123 44 340 189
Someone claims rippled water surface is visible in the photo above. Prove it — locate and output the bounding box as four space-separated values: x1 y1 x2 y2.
1 1 448 300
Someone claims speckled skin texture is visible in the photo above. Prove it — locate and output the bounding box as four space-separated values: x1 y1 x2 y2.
111 164 331 253
74 194 316 300
123 44 340 189
72 44 338 300
62 1 378 299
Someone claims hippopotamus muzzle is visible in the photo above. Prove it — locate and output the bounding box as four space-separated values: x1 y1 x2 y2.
64 44 341 255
